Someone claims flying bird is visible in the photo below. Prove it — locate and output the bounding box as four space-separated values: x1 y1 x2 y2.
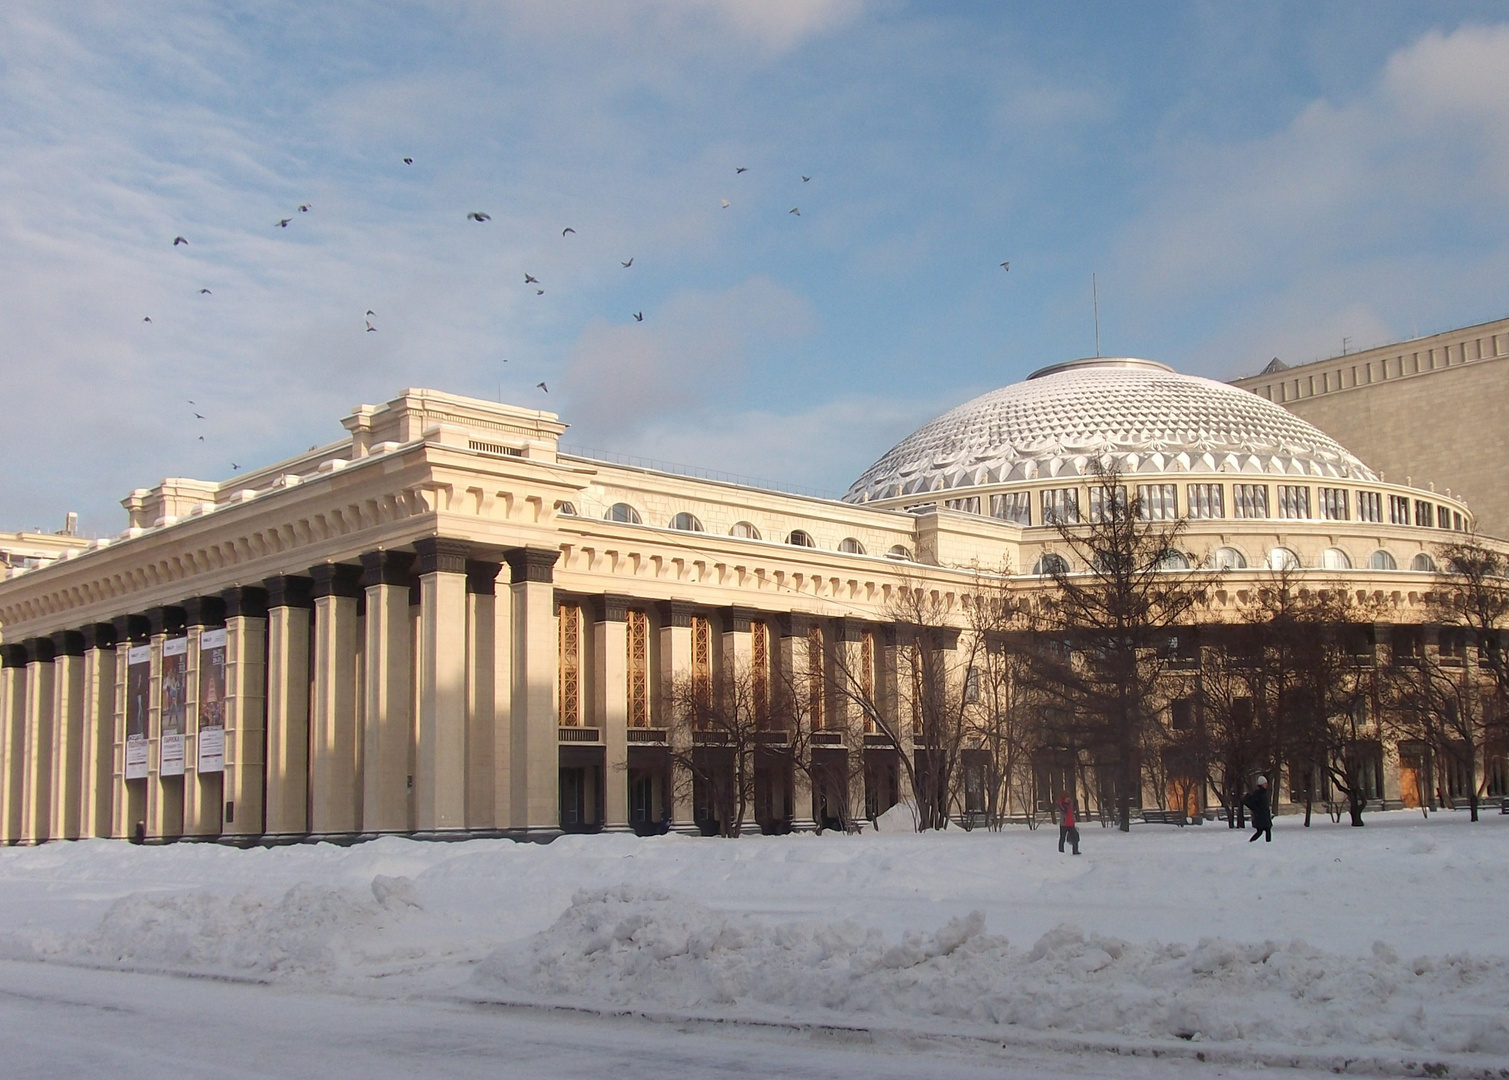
467 212 491 222
1000 261 1010 271
621 258 633 268
535 289 544 295
366 321 377 332
298 204 311 212
524 273 538 284
789 207 800 216
633 311 643 322
231 463 240 471
802 175 811 182
561 227 575 236
173 236 188 245
194 412 205 420
199 288 212 294
403 157 413 165
537 382 548 392
198 435 205 442
277 218 290 227
366 309 375 316
736 167 747 174
142 316 152 323
720 199 730 208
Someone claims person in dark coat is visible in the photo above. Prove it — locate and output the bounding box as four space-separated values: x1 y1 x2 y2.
1242 776 1272 843
1056 791 1080 855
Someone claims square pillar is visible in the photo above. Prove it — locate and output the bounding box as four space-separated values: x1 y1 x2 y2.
0 645 28 843
360 551 414 834
831 619 868 826
182 596 226 837
80 624 118 839
20 637 56 843
264 576 312 838
49 631 87 841
594 595 631 832
415 539 470 834
221 588 267 838
466 560 502 831
505 547 560 836
659 601 697 833
310 564 362 837
778 614 818 832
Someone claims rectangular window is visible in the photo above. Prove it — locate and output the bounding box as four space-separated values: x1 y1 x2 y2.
627 609 649 727
1277 485 1311 519
1233 484 1269 519
751 620 769 724
860 631 876 730
1415 500 1434 527
807 626 825 728
989 491 1031 525
1041 488 1080 524
1318 487 1349 521
1389 494 1411 525
691 615 712 708
944 495 980 514
983 491 1032 524
1438 505 1452 530
1089 485 1127 523
1186 483 1225 519
558 603 581 726
1136 484 1178 521
1357 491 1382 523
1452 510 1463 532
1170 698 1195 732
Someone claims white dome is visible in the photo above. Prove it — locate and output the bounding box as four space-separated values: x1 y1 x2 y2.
844 357 1377 503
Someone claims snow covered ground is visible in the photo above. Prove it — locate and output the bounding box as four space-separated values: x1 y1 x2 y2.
1 810 1507 1078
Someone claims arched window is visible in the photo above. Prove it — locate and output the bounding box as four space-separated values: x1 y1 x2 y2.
1158 551 1191 571
1321 547 1352 570
730 521 760 540
886 544 913 561
606 502 642 524
1369 549 1397 571
1211 546 1247 570
1268 547 1301 571
556 501 577 516
786 529 815 547
1033 553 1069 576
1412 553 1437 572
669 512 703 532
839 538 865 555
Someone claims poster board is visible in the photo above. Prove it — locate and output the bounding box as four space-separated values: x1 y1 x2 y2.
159 636 188 776
125 644 150 779
197 628 226 774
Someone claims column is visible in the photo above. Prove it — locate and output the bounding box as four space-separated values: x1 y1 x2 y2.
595 595 631 832
145 606 187 840
779 614 818 832
0 644 27 843
414 539 470 835
221 587 267 839
20 637 56 843
466 559 503 831
309 564 362 837
659 601 697 833
360 550 414 834
720 607 759 835
79 623 118 839
181 597 226 837
505 547 560 836
49 630 86 841
263 575 312 839
832 620 869 827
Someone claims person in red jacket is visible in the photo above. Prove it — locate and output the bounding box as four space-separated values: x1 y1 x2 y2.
1057 791 1080 855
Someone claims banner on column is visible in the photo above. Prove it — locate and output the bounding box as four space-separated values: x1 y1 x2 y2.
125 645 151 779
160 636 188 777
197 628 226 774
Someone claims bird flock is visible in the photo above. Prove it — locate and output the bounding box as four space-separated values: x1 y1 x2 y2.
150 155 1012 467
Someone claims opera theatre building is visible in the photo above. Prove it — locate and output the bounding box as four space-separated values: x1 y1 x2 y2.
2 331 1507 844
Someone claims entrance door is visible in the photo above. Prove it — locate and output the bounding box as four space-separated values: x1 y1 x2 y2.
559 767 585 829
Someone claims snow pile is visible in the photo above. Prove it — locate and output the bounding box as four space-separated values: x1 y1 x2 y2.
475 885 1509 1056
52 875 427 978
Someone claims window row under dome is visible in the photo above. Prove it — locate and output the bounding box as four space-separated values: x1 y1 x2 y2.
1030 546 1438 576
569 501 911 560
931 481 1469 532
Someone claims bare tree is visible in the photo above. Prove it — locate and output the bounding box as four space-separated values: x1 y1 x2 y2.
1019 460 1211 831
1380 635 1484 818
665 661 774 838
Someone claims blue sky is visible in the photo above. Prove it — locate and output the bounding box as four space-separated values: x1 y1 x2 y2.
4 1 1509 534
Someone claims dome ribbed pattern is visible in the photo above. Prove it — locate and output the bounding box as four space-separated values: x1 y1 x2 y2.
844 358 1376 503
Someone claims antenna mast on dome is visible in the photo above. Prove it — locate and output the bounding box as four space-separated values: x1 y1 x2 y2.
1092 273 1101 357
